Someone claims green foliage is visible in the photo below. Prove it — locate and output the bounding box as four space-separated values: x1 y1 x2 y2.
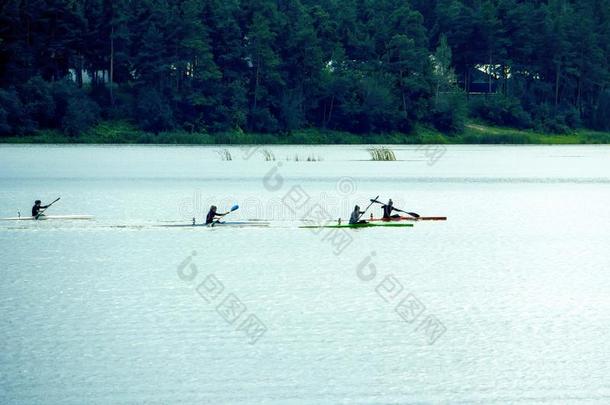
0 87 30 135
469 95 532 129
1 119 608 145
0 0 609 139
83 120 142 143
432 92 467 134
0 107 10 136
135 88 174 133
62 97 100 137
248 107 279 133
528 103 573 134
594 90 610 131
51 79 101 136
20 76 55 128
462 132 533 144
432 35 457 99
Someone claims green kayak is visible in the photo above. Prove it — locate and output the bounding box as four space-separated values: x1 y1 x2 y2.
300 222 413 229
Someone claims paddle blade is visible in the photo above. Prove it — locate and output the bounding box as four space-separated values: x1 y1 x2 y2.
230 204 239 211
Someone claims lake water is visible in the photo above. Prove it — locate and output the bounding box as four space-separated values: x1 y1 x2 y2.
1 144 609 404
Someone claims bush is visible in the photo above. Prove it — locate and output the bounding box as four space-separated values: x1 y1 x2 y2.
432 92 467 133
0 88 24 135
0 107 11 136
528 104 571 134
539 118 571 134
20 76 55 128
584 132 610 144
594 90 610 131
462 132 532 144
155 131 215 144
287 129 330 144
469 95 532 129
0 87 37 135
338 74 404 133
248 107 279 133
106 89 135 121
62 96 100 137
51 79 80 123
279 91 304 131
561 106 581 129
329 131 362 144
135 88 174 133
48 79 101 137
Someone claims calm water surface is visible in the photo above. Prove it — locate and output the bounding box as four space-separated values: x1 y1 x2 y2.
1 144 609 404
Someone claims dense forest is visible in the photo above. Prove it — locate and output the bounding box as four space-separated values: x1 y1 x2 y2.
1 0 610 140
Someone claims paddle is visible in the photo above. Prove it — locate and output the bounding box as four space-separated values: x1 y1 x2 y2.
357 195 379 222
211 204 239 227
369 198 420 218
36 197 61 219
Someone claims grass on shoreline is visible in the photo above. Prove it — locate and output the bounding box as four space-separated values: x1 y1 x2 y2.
1 120 609 145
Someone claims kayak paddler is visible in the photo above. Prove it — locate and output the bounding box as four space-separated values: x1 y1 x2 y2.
349 205 367 225
381 199 400 219
31 200 50 218
205 205 229 224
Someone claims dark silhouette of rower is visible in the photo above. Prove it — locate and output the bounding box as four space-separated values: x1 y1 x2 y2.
31 200 49 218
205 205 229 224
349 205 367 224
381 199 400 219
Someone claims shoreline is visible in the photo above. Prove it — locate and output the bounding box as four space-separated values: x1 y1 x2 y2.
1 121 609 145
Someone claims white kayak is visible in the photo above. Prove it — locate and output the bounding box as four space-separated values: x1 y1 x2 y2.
0 215 93 221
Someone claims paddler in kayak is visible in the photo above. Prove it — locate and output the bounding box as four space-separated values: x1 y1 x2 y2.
205 205 230 224
349 205 367 225
381 199 401 219
31 200 50 218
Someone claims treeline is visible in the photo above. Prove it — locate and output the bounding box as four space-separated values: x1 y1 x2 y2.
1 0 609 139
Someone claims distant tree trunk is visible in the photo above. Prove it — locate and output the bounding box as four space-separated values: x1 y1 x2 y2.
76 55 83 87
463 68 467 93
326 95 335 127
253 56 260 110
322 101 327 127
400 70 408 118
555 62 561 108
110 25 114 106
576 76 582 115
501 64 505 95
465 66 471 99
488 51 493 94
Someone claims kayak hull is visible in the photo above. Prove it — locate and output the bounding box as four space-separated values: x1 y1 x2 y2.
0 215 93 221
300 222 413 229
159 221 270 228
369 216 447 222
